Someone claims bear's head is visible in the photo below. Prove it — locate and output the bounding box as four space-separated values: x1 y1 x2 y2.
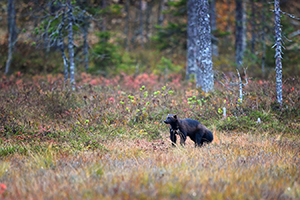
164 114 178 124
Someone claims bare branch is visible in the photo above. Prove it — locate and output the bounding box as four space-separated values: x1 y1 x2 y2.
280 10 300 20
289 30 300 38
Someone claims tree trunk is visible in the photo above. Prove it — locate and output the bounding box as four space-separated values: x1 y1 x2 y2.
102 0 106 31
67 2 75 90
130 2 140 48
235 0 246 67
5 0 17 74
59 7 69 83
242 0 247 54
261 2 266 77
44 23 50 54
186 0 197 80
196 0 214 92
140 0 144 48
124 0 130 50
250 0 255 54
274 0 282 105
145 0 154 47
157 0 165 26
45 2 51 54
225 0 231 33
210 0 218 56
83 18 89 71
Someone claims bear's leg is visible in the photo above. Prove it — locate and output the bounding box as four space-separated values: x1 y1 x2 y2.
170 129 177 147
195 133 203 147
179 132 187 146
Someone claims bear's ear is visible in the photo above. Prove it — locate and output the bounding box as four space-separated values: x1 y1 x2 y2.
173 114 177 119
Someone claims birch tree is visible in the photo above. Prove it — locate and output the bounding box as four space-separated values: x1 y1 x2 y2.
274 0 282 105
67 1 75 90
196 0 214 92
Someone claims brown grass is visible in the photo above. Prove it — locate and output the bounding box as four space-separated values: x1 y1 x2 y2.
1 132 300 200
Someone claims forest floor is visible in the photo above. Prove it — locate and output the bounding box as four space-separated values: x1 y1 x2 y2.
0 73 299 199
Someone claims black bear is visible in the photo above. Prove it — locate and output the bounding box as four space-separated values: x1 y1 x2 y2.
164 114 213 147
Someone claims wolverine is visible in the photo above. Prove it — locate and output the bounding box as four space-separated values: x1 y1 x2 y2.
164 114 213 147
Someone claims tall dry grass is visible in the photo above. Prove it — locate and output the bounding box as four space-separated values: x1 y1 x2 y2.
0 132 299 199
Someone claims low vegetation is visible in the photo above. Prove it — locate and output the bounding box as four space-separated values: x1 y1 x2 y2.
0 73 299 199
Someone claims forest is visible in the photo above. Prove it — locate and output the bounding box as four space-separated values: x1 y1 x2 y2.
0 0 300 199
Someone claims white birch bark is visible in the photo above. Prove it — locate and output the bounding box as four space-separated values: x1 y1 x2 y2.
67 2 75 90
274 0 283 105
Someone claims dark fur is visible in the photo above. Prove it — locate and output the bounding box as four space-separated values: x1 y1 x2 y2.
164 114 213 147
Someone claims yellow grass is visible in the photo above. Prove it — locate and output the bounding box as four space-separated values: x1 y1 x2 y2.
0 131 299 200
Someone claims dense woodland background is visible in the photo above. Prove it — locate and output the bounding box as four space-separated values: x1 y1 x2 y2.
0 1 300 199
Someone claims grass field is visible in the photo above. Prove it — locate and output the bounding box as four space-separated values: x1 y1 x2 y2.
1 132 300 199
0 73 299 199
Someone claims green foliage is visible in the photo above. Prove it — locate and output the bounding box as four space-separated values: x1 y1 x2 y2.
153 23 187 51
167 0 187 16
112 51 137 75
91 31 122 74
156 56 182 76
152 0 187 51
0 145 26 157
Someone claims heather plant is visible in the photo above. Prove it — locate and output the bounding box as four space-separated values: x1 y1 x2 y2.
1 73 299 141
